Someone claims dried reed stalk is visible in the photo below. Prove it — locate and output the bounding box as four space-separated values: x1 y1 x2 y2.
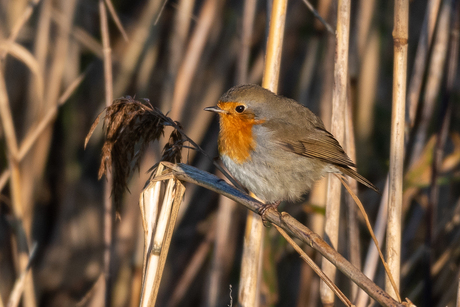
386 0 408 300
407 0 442 128
321 0 350 305
238 208 265 306
206 195 236 307
356 176 390 307
139 177 185 306
409 1 450 167
344 91 360 301
6 243 37 307
0 69 36 307
169 0 221 122
207 0 256 305
0 0 40 60
113 0 162 98
161 0 195 111
159 161 405 307
99 1 114 306
274 225 352 307
169 222 216 307
237 0 288 305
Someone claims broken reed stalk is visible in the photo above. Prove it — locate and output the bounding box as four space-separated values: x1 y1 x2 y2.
237 0 288 305
387 0 408 300
99 1 114 306
321 0 350 305
139 174 185 307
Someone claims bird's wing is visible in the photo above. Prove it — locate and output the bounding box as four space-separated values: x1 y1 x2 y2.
271 122 356 168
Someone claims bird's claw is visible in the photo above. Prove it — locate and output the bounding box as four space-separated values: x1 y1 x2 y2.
258 201 281 226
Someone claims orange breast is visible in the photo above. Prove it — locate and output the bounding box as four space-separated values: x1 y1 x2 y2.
217 103 264 164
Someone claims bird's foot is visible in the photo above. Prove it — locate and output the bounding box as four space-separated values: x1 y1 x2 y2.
258 201 281 226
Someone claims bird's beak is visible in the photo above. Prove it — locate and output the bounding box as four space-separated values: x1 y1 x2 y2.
204 106 225 114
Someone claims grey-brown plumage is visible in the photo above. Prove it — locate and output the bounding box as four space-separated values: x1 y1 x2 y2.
206 84 379 203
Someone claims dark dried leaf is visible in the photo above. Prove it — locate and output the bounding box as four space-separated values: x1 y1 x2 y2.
86 96 188 210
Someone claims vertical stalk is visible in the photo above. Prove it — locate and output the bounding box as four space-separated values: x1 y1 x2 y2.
238 0 287 305
407 0 442 128
208 0 256 304
99 1 114 306
386 0 408 300
344 93 360 301
320 0 350 305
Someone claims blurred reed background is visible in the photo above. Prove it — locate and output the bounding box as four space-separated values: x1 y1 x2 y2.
0 0 459 306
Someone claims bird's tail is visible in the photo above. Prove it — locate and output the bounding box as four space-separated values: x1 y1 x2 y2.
336 166 380 194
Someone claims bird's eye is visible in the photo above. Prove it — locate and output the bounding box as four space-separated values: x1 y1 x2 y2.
235 105 245 113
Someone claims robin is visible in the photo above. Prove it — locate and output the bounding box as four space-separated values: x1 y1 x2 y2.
204 84 378 208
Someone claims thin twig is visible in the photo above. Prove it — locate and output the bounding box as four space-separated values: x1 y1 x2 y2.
99 2 114 306
336 174 402 303
103 0 129 41
274 225 352 307
154 0 169 25
6 243 38 307
0 0 41 60
301 0 334 34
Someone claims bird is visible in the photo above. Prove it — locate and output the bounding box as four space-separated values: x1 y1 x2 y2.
204 84 378 208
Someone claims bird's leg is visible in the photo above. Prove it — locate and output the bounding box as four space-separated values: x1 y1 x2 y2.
258 201 281 225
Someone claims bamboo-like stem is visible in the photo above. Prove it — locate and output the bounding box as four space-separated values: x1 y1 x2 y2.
386 0 408 300
321 0 350 305
99 2 114 306
139 177 185 307
238 208 265 307
237 0 288 305
261 0 288 93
